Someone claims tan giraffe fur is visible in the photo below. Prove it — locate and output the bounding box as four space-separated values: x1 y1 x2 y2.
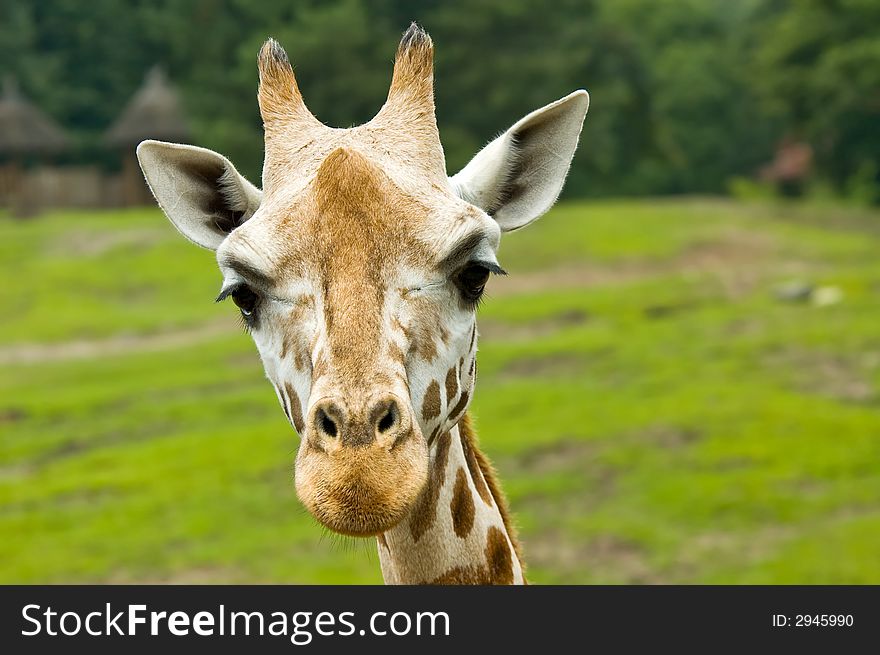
136 24 588 584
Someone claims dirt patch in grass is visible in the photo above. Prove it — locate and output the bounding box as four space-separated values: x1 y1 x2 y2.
0 407 28 424
636 424 702 449
806 357 876 403
506 439 618 512
525 530 658 583
0 318 233 365
497 352 596 380
10 420 183 473
0 487 117 518
724 317 767 338
765 348 879 403
43 428 174 465
490 231 775 298
0 463 32 482
507 439 599 475
46 228 168 258
508 423 699 497
642 300 703 320
479 309 589 341
678 232 771 269
673 523 798 580
489 265 634 296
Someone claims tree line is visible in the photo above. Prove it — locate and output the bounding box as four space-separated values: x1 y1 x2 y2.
2 0 878 201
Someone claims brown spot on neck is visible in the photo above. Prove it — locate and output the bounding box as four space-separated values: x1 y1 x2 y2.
484 525 514 584
445 365 459 405
448 389 469 423
461 427 493 508
408 430 451 542
427 424 441 446
450 467 475 538
284 382 305 433
421 380 441 422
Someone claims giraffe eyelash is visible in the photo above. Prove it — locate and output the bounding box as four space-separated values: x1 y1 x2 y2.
238 313 253 333
215 284 239 303
479 261 507 276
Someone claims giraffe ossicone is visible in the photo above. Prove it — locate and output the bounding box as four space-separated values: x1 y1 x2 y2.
137 23 589 585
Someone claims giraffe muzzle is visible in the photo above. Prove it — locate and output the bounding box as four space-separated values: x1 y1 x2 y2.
294 392 429 536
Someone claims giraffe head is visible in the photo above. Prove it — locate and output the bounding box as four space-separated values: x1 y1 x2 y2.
137 25 588 537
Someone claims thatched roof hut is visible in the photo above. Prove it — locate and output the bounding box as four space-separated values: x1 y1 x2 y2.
105 67 189 205
105 67 190 147
0 76 70 216
0 76 68 158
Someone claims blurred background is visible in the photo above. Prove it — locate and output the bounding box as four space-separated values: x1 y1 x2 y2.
1 0 879 583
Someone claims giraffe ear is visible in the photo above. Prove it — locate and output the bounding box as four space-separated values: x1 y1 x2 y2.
136 140 262 251
450 90 589 232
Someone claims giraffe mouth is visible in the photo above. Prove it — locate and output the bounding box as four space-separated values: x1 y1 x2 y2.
294 429 429 537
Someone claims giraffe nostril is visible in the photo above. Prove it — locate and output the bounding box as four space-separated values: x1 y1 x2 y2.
377 407 396 434
370 396 403 439
318 409 338 438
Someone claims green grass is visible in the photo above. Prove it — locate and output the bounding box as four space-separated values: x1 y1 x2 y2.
2 197 880 583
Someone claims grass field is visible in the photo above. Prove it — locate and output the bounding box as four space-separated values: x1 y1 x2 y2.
2 197 879 584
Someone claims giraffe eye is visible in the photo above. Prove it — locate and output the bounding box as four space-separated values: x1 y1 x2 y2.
231 285 260 318
456 264 491 304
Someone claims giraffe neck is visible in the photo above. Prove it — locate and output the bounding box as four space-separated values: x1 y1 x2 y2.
377 412 525 584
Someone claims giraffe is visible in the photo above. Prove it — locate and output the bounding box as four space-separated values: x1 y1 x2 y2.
136 24 588 584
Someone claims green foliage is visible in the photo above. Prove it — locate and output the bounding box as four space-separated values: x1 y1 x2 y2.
753 0 880 195
2 198 880 583
1 1 876 198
